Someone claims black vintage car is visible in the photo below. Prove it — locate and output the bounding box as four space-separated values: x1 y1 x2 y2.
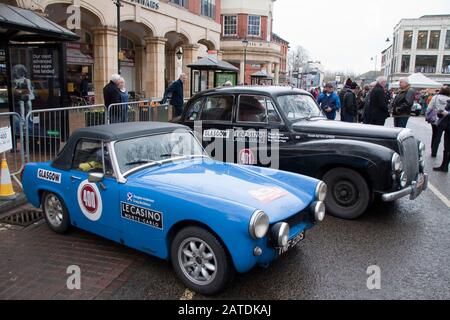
178 86 428 219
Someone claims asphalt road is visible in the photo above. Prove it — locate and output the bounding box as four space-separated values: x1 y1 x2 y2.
107 115 450 300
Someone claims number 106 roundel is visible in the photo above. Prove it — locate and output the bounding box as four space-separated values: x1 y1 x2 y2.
22 122 326 295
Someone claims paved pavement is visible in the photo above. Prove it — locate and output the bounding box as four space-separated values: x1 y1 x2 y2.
0 116 449 300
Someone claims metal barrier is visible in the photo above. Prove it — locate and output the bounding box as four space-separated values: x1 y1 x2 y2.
0 112 25 188
25 104 107 164
107 100 173 124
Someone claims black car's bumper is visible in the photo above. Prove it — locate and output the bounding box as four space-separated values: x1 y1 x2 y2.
381 173 428 202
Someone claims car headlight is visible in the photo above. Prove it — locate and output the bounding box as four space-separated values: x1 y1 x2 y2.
311 201 326 223
249 210 270 239
400 172 408 188
419 142 426 159
315 181 328 202
392 153 403 172
271 222 290 247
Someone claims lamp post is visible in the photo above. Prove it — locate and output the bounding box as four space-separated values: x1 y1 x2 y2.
113 0 123 74
242 39 249 84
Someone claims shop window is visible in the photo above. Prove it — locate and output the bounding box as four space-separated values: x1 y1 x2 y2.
401 55 410 73
120 36 135 50
248 16 261 37
446 30 450 50
443 56 450 74
403 31 413 49
415 55 437 73
201 0 216 20
429 31 440 49
223 15 237 36
169 0 188 8
417 31 428 49
0 49 8 111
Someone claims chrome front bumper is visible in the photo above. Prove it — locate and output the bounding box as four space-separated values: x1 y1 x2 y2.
381 173 428 202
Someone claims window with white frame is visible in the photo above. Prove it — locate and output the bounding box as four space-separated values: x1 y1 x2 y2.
170 0 188 8
201 0 216 19
223 16 237 36
247 15 261 37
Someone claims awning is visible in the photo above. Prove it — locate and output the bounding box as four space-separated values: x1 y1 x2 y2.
251 71 273 79
188 56 239 72
390 73 443 89
0 3 79 42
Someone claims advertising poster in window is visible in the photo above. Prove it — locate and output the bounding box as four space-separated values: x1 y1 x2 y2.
9 45 66 143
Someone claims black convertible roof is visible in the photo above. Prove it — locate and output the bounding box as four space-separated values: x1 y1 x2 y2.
52 122 189 170
71 122 188 141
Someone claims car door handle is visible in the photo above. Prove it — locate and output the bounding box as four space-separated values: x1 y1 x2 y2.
71 176 82 181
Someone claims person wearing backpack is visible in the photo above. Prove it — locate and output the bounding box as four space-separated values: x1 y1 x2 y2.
426 86 450 158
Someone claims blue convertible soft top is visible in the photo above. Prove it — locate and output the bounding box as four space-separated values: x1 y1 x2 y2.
52 122 189 171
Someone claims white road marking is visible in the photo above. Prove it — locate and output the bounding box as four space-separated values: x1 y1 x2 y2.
180 288 195 300
428 183 450 208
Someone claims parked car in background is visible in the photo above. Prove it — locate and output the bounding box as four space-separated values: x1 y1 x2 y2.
178 86 428 220
22 122 326 295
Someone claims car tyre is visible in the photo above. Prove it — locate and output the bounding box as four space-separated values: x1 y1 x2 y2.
171 226 234 296
322 168 370 220
42 192 71 234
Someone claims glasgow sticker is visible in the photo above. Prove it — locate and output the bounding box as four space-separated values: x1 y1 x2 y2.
37 169 61 184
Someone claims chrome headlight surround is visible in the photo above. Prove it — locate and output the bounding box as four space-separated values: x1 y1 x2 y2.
400 172 408 188
315 181 328 202
418 142 426 158
271 222 290 247
311 201 326 223
249 210 270 240
391 153 404 173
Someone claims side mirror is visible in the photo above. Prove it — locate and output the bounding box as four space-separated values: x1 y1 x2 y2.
88 172 104 183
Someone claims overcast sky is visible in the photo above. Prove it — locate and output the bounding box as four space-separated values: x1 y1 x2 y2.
273 0 450 75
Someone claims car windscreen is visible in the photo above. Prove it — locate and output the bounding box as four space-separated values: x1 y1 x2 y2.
114 131 206 174
277 94 324 122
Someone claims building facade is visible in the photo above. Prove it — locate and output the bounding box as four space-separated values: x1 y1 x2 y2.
389 15 450 85
381 44 393 79
6 0 222 102
219 0 288 85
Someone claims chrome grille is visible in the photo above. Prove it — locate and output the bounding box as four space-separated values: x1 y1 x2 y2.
400 135 419 185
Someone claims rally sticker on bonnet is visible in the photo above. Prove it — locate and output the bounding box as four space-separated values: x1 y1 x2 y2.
37 169 61 184
249 187 289 204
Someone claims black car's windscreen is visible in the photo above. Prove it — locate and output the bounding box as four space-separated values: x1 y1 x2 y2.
277 94 324 121
114 132 205 174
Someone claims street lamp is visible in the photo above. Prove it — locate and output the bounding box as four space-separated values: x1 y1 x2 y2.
242 39 249 84
113 0 123 74
176 47 183 60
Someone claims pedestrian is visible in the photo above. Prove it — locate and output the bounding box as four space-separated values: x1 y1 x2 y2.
162 73 188 117
392 77 415 128
103 74 121 109
317 83 341 120
433 99 450 173
357 85 369 123
117 77 129 123
367 77 389 126
339 78 353 106
427 86 450 157
342 82 358 123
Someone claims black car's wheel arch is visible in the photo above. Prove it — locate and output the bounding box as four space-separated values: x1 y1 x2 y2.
167 220 235 268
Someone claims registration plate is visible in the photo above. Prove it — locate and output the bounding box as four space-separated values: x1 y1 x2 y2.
276 231 305 255
410 173 427 200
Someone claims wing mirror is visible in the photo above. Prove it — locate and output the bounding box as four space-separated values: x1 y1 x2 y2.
88 172 104 183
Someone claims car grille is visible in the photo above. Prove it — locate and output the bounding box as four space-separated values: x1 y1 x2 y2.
284 208 313 228
399 134 419 185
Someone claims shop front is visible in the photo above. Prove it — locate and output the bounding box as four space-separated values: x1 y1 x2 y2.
66 41 95 105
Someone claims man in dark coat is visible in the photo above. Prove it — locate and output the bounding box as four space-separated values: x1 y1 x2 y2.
392 77 415 128
162 73 188 117
342 82 358 123
103 74 121 108
367 77 390 126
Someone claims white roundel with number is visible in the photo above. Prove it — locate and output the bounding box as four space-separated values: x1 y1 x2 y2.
77 180 103 221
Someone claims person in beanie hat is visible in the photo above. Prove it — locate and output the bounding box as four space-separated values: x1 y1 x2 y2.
342 82 358 123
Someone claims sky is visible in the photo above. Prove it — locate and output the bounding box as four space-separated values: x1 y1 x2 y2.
273 0 450 75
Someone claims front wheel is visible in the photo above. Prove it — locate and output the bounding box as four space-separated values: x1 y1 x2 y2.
322 168 371 220
171 226 234 296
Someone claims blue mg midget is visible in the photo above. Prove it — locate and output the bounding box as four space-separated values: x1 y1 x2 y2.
22 122 326 295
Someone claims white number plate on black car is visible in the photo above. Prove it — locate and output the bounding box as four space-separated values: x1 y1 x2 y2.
277 231 305 255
